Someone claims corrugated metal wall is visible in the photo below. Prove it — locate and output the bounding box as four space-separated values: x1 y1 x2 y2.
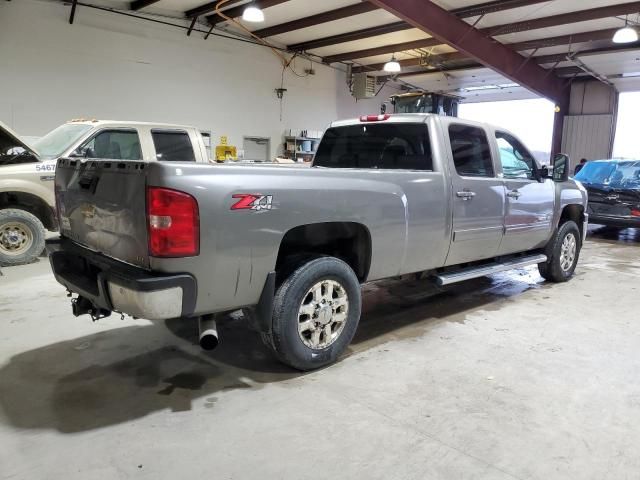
561 114 614 165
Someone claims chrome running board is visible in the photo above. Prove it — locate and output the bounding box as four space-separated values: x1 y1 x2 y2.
434 254 547 286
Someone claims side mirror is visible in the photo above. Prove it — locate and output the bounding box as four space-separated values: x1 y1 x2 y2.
552 153 570 182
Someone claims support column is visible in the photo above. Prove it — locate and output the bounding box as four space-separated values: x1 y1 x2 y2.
551 92 570 158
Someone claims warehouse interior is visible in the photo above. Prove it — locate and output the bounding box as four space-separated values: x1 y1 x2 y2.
2 0 640 478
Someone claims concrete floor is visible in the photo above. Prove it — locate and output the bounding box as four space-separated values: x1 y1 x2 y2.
1 226 640 480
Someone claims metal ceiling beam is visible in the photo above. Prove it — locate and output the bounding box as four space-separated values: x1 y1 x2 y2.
255 0 551 39
325 38 442 63
508 28 618 51
390 63 587 81
483 1 640 36
386 44 639 81
289 22 407 51
536 43 640 64
554 66 586 77
186 0 225 18
130 0 161 10
368 0 567 102
206 0 291 25
252 3 378 38
289 0 550 51
325 1 640 63
352 28 622 73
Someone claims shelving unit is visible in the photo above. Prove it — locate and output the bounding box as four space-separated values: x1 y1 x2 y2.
284 135 320 162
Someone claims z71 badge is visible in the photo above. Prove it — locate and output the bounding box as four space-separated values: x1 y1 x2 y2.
231 194 273 211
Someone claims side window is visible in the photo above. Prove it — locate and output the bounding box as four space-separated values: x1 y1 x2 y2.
496 132 536 179
152 130 196 162
448 124 494 177
79 130 142 160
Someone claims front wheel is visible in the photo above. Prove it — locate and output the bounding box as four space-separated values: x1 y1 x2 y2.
0 209 46 266
538 220 581 282
263 257 362 371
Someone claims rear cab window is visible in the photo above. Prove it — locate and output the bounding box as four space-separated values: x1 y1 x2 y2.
448 124 494 177
313 123 432 170
152 130 196 162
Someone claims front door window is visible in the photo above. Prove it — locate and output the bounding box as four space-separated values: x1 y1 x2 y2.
76 130 142 160
495 132 536 179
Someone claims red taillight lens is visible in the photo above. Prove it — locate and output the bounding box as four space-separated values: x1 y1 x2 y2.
359 114 390 122
146 187 199 257
631 208 640 217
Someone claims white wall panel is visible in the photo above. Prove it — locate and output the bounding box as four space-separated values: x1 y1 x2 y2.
0 0 379 159
561 114 614 165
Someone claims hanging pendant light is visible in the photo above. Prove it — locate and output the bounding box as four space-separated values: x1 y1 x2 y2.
613 16 638 44
242 4 265 22
383 55 401 73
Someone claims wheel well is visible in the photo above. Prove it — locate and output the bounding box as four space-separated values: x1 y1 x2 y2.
0 191 57 230
559 204 585 237
276 222 371 282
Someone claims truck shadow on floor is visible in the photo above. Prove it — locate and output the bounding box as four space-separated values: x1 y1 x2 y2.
0 270 542 433
587 225 640 244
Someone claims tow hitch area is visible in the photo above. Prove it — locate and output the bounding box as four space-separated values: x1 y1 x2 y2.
71 294 111 321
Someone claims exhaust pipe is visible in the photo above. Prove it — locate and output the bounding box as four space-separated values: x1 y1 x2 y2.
198 314 219 350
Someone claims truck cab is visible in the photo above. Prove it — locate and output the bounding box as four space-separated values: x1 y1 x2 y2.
0 120 211 266
33 120 211 163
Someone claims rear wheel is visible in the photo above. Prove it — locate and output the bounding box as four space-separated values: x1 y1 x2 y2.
0 209 46 266
263 257 361 371
538 220 581 282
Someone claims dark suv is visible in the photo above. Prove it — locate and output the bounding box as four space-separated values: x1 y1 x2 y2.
575 159 640 228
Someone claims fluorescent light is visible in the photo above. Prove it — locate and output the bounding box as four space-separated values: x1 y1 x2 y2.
613 26 638 44
460 83 519 92
242 5 264 22
383 56 401 73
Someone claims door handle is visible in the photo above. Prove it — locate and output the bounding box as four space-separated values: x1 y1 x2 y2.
507 190 521 199
456 190 476 200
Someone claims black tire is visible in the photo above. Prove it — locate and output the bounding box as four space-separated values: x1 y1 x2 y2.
263 257 362 371
0 209 46 266
538 220 581 283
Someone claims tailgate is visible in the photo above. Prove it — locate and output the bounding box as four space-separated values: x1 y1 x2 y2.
55 158 150 268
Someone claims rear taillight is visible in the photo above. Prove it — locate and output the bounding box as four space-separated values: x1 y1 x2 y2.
146 187 199 257
631 208 640 217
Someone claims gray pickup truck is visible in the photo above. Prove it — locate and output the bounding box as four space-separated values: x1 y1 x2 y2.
47 114 588 370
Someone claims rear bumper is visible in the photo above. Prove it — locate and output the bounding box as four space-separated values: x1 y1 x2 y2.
583 213 589 243
46 237 197 320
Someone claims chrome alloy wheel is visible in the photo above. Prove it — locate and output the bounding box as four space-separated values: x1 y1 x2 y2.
0 222 33 256
297 280 349 349
559 232 577 272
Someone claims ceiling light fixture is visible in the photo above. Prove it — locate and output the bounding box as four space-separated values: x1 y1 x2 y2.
242 4 265 23
613 16 638 44
383 55 401 73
